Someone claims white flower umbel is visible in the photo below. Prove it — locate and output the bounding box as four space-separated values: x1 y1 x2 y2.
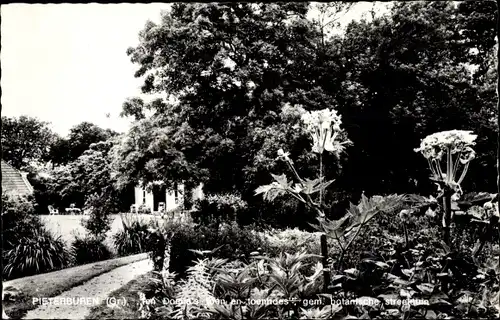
300 108 350 156
415 130 477 195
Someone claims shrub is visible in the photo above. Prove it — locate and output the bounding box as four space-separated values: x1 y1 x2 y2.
338 207 440 269
137 204 152 214
192 193 247 226
244 195 323 230
113 213 151 256
151 252 326 319
82 193 114 240
213 222 269 260
151 221 269 278
168 224 206 277
1 192 70 280
3 228 72 280
71 235 113 265
2 193 41 251
260 227 323 256
147 219 180 272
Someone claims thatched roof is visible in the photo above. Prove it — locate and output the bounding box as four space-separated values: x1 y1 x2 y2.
1 160 34 195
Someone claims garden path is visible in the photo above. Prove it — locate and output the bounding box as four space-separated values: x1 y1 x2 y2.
22 258 153 319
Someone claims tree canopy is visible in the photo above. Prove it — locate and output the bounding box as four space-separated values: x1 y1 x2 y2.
48 122 117 164
1 116 57 170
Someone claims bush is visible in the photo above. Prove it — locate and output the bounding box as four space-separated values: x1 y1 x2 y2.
337 207 440 269
137 204 152 214
2 193 41 251
71 235 114 265
82 193 114 240
150 221 269 278
260 227 323 256
148 219 175 272
1 192 71 280
113 213 151 256
244 196 318 230
3 227 72 280
192 193 247 226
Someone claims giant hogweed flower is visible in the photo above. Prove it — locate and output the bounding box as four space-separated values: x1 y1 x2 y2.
415 130 477 197
300 108 351 156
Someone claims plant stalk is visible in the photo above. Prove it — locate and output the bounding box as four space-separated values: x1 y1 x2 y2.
321 234 330 293
442 188 452 247
319 153 323 206
403 223 409 249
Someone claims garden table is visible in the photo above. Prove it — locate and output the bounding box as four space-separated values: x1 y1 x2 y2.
65 208 82 215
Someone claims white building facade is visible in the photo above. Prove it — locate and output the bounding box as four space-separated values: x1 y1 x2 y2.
133 182 204 213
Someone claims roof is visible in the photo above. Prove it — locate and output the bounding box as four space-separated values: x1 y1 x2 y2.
1 160 34 195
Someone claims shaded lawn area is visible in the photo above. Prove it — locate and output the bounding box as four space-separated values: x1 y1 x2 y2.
3 253 149 319
85 272 156 320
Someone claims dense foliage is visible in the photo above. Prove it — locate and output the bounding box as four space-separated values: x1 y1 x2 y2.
149 221 269 278
0 118 131 214
1 116 57 170
1 193 72 280
71 235 114 265
3 228 71 280
113 213 152 256
48 122 117 165
144 191 499 319
192 193 247 226
126 4 499 317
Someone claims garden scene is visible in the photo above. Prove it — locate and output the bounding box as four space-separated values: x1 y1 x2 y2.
2 2 500 319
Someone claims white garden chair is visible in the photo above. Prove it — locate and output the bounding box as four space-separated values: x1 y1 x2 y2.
48 205 59 215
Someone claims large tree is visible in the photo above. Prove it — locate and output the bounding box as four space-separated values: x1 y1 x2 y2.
34 136 133 212
325 1 498 198
1 116 58 169
48 122 117 164
116 3 337 195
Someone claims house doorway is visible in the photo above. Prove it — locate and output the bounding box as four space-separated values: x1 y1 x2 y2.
153 185 167 212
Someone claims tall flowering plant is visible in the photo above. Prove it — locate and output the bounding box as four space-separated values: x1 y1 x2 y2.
255 106 350 291
414 130 477 199
414 130 477 245
255 107 351 219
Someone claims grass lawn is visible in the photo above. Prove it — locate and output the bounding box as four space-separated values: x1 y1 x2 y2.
85 272 156 320
40 214 161 251
3 253 149 319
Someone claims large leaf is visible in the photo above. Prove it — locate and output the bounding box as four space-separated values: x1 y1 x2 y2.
300 178 335 195
347 194 406 230
416 283 435 295
270 173 291 189
254 182 288 202
319 214 351 239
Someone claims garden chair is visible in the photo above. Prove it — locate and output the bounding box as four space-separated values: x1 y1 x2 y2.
48 205 59 215
158 202 166 217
